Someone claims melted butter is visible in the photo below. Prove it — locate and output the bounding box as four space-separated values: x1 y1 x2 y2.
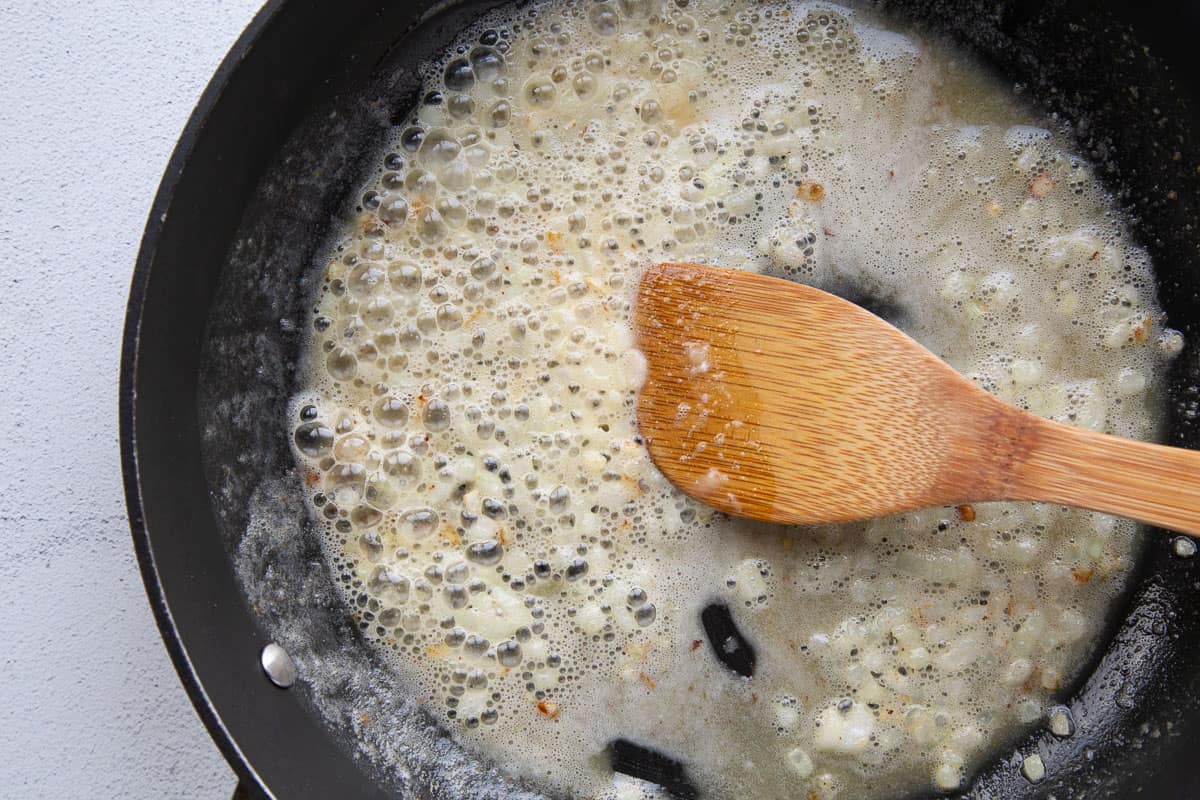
288 2 1183 797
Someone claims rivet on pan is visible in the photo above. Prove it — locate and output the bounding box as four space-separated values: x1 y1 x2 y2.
261 643 297 688
1173 537 1196 558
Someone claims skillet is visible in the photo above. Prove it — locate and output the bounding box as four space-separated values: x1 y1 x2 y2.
122 0 1200 796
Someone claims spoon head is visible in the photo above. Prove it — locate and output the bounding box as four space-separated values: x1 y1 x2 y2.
633 262 1007 525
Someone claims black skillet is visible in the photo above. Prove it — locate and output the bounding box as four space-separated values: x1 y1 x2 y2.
121 0 1200 797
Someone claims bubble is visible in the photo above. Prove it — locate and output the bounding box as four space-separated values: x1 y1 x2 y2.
466 540 505 565
374 396 410 427
444 57 475 92
494 163 517 183
352 505 384 528
401 508 439 539
388 263 422 293
348 263 388 296
480 496 504 522
359 528 383 558
396 324 421 350
634 603 657 626
464 144 490 170
326 347 358 380
573 73 597 98
440 162 473 193
418 208 448 242
400 126 425 152
404 168 438 197
436 197 468 228
436 304 464 331
469 256 497 281
525 76 557 106
412 581 433 603
488 100 512 128
469 46 505 81
447 93 475 119
445 561 470 583
326 462 367 495
294 422 335 458
334 434 370 462
381 172 405 192
496 639 522 667
548 484 571 511
364 474 400 510
640 99 662 124
422 129 462 164
444 583 470 609
377 196 409 226
378 608 404 628
588 2 620 36
565 557 588 581
382 450 421 485
423 399 452 431
361 297 394 329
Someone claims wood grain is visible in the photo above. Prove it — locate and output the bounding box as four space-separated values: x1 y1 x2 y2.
634 262 1200 535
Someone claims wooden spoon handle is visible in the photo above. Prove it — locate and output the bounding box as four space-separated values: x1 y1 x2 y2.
1010 417 1200 536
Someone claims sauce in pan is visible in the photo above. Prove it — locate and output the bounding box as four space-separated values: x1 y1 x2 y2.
289 1 1182 796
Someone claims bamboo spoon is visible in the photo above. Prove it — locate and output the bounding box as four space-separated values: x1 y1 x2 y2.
634 262 1200 535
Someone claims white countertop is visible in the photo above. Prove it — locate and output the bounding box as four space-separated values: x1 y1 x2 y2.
0 2 265 796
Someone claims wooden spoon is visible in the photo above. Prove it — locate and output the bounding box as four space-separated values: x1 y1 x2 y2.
634 262 1200 535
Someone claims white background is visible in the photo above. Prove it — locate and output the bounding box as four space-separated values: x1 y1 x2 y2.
0 2 265 796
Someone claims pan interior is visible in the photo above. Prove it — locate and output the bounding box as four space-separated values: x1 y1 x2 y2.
187 0 1200 798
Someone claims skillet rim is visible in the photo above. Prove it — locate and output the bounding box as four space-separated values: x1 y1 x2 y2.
119 0 288 795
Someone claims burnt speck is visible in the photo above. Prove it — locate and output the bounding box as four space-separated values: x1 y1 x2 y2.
701 602 757 677
607 739 698 800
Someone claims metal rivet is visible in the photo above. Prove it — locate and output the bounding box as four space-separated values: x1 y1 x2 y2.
1173 536 1196 558
261 643 297 688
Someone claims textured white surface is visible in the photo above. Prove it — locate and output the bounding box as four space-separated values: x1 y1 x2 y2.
0 2 263 797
